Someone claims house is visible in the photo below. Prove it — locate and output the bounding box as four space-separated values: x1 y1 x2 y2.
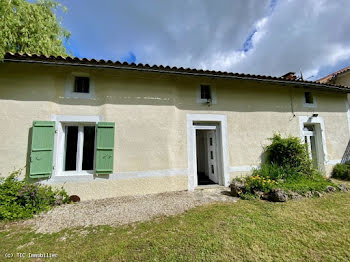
317 66 350 163
1 52 350 200
317 66 350 86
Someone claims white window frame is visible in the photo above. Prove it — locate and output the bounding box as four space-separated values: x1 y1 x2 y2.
303 91 317 108
51 115 102 179
65 72 95 99
196 84 217 104
62 124 96 175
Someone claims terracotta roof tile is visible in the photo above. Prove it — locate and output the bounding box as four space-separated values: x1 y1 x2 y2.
3 52 350 92
317 66 350 84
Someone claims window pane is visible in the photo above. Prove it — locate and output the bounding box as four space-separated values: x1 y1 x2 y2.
305 92 313 104
64 126 78 171
201 85 211 99
82 126 95 170
74 77 90 93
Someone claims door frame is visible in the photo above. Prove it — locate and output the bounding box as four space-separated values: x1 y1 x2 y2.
186 114 230 190
195 126 218 185
298 116 328 171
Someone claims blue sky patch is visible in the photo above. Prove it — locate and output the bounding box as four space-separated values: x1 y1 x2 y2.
242 29 257 52
121 52 137 63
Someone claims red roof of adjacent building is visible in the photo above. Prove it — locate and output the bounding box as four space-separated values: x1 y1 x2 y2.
317 66 350 84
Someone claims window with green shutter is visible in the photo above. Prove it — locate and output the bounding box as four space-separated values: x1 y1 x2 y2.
29 121 55 178
30 118 115 178
95 122 115 175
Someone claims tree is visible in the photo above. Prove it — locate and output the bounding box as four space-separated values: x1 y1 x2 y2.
0 0 70 58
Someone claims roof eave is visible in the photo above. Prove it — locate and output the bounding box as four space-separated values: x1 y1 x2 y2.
3 53 350 93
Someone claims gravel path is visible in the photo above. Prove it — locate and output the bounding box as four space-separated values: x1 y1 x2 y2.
25 187 238 233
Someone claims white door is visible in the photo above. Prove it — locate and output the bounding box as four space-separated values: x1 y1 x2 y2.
207 130 218 183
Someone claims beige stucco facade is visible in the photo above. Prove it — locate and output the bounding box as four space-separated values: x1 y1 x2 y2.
1 62 349 200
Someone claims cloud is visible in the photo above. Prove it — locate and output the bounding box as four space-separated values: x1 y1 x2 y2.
59 0 350 78
231 0 350 78
59 0 269 62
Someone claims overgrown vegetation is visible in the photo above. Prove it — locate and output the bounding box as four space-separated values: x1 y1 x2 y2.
332 163 350 181
265 134 311 173
234 134 336 200
0 169 70 220
0 0 70 58
0 192 349 261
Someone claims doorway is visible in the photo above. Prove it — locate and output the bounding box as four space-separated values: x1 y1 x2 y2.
302 123 325 170
196 129 219 185
187 114 230 190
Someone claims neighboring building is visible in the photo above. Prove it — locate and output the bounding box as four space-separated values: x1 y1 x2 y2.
318 66 350 86
1 53 350 200
318 66 350 163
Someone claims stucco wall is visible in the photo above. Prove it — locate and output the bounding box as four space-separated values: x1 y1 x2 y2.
0 63 349 200
334 72 350 87
47 175 188 201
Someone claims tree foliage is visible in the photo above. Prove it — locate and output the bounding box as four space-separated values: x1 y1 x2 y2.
0 0 70 58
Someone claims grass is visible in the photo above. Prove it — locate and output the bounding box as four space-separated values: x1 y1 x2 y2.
1 190 350 261
278 175 335 194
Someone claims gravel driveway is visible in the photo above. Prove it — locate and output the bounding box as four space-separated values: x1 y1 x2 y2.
25 187 237 233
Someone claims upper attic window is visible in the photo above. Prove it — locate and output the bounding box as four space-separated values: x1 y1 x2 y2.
304 91 317 107
74 77 90 93
196 84 217 104
65 73 95 99
305 92 313 104
200 85 211 100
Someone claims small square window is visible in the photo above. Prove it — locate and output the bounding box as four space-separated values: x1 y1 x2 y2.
201 85 211 100
74 77 90 93
305 92 313 104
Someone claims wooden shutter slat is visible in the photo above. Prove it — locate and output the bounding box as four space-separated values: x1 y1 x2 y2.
95 122 115 175
29 121 55 178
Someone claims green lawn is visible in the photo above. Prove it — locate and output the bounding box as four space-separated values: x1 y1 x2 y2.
1 191 350 262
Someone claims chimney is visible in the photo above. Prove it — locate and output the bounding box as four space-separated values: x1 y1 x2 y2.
281 72 296 80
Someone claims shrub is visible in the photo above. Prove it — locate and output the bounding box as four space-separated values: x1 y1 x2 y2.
265 134 311 173
0 170 70 220
332 163 350 181
230 134 338 200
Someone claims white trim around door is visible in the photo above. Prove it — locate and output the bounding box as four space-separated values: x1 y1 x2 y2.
186 114 230 190
298 115 328 168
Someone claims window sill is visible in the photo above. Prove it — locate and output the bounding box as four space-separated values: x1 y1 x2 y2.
58 170 94 176
303 103 317 108
51 171 95 182
64 93 95 100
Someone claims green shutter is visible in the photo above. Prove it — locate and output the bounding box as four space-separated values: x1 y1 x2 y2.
29 121 55 178
96 122 115 175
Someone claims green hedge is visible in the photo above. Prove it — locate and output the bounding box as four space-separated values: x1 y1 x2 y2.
332 163 350 181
